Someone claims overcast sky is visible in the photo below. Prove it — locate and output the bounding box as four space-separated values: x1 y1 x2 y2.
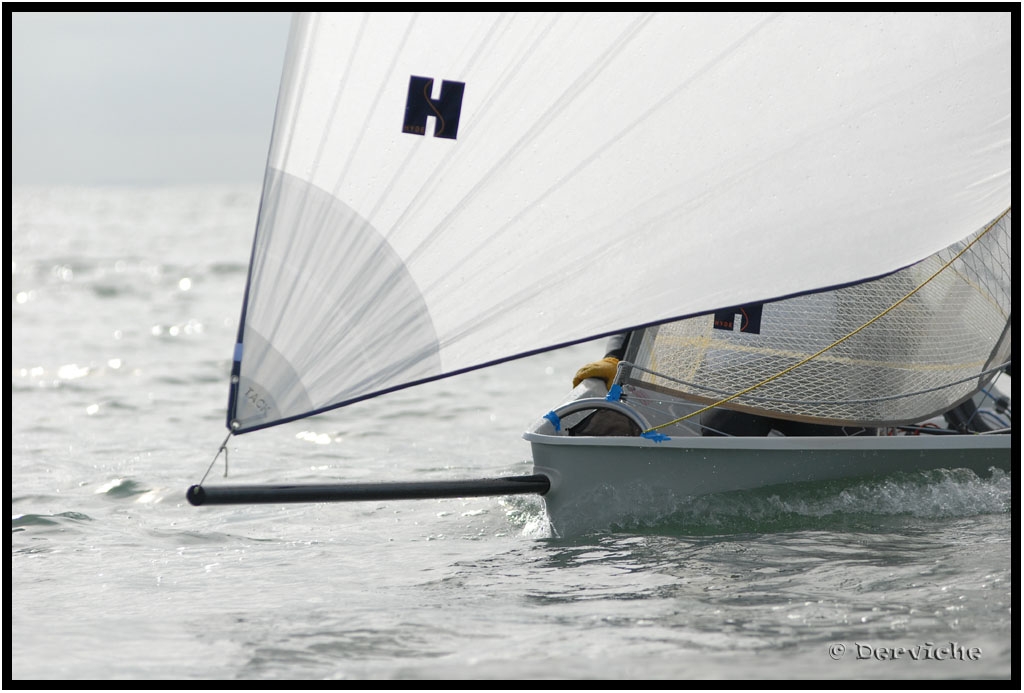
11 12 292 186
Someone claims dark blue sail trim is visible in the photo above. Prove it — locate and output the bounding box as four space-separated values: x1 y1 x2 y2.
226 171 274 431
226 14 307 430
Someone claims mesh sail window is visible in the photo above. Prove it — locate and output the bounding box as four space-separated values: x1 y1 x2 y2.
622 212 1012 427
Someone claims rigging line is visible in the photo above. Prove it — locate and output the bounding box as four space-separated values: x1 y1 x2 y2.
644 207 1011 433
198 431 234 486
623 361 1011 407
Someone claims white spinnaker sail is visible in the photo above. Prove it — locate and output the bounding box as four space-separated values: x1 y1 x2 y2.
228 12 1012 433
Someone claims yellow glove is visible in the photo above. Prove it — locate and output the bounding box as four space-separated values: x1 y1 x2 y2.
572 357 620 389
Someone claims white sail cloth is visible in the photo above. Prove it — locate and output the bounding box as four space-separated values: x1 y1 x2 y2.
229 12 1012 432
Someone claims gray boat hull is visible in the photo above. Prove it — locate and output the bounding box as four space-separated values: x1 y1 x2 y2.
526 430 1011 535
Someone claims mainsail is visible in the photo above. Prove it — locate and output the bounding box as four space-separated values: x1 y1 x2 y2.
228 12 1012 434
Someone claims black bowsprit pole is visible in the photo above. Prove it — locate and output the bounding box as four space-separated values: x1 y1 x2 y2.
186 474 550 506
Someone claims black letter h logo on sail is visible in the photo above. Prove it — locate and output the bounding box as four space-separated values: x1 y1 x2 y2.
403 75 465 140
713 303 764 334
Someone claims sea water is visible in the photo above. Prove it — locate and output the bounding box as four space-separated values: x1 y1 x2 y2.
10 186 1015 680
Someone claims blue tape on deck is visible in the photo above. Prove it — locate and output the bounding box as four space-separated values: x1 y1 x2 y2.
641 430 670 442
544 411 561 432
606 384 623 402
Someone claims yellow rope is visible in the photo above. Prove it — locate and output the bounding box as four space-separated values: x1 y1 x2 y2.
644 207 1011 433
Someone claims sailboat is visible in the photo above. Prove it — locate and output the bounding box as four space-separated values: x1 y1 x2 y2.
525 211 1013 532
187 12 1013 535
